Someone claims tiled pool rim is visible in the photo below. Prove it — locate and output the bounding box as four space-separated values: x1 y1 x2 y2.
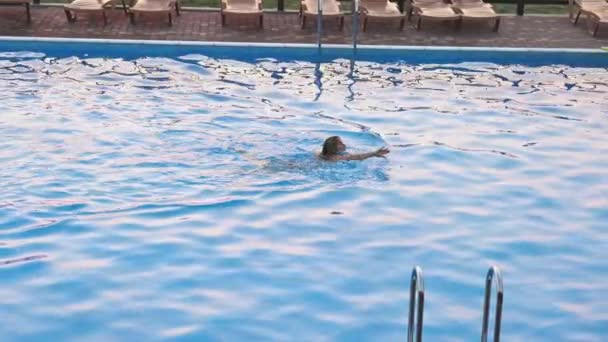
2 36 607 67
0 36 608 68
1 36 606 52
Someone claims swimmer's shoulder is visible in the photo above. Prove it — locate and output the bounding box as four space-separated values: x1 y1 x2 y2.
318 153 345 162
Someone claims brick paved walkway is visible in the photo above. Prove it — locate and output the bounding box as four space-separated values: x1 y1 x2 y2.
0 5 607 48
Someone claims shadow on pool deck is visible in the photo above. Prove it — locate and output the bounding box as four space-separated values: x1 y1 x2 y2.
0 6 607 48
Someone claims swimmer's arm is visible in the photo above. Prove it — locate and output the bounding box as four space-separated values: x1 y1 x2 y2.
336 152 378 161
335 147 390 161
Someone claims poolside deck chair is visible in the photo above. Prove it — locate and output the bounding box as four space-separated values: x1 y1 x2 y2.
584 7 608 36
64 0 126 25
129 0 180 26
300 0 344 30
0 0 31 24
451 0 500 32
360 0 406 31
568 0 608 25
408 0 461 30
221 0 263 28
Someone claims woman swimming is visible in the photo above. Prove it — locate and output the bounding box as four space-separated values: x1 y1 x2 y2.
319 136 390 161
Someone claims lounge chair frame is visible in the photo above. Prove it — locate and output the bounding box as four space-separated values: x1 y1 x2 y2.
360 0 406 32
128 0 180 26
221 0 264 29
568 0 608 36
569 0 605 24
586 10 607 36
451 0 500 32
300 0 344 30
407 0 461 31
0 0 31 24
64 0 128 26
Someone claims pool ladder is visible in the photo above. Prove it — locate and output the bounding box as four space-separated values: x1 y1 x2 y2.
408 266 424 342
315 0 360 50
316 0 322 49
407 265 504 342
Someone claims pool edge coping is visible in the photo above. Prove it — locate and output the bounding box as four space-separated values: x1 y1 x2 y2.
1 36 606 54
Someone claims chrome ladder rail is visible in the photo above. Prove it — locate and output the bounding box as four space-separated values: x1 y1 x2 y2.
481 266 504 342
316 0 323 49
408 266 424 342
352 0 359 51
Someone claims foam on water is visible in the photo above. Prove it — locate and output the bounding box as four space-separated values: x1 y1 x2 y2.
1 50 607 341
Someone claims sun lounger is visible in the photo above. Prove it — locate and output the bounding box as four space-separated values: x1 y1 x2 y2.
360 0 406 31
129 0 180 26
568 0 608 35
408 0 461 30
451 0 500 32
584 7 608 36
569 0 606 24
300 0 344 30
64 0 126 25
221 0 263 28
0 0 31 24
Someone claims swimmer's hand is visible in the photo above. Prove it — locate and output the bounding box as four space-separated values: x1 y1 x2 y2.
374 147 390 158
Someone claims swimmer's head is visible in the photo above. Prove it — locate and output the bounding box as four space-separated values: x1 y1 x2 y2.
322 136 346 156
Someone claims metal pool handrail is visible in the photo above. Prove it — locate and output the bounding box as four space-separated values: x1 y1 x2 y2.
481 265 504 342
352 0 359 50
408 266 424 342
316 0 323 49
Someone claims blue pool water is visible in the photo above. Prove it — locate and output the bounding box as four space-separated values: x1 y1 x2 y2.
1 40 607 341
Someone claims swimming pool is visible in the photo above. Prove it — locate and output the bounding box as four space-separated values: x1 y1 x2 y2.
1 38 607 341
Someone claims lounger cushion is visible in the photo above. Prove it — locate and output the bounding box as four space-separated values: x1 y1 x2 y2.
574 0 607 7
361 0 403 17
413 0 449 7
452 2 493 9
302 0 342 15
581 2 608 11
224 0 262 13
417 6 459 18
131 0 174 12
64 0 110 10
590 8 608 21
457 6 496 18
452 0 492 7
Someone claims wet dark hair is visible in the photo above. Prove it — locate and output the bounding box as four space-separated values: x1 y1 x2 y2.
322 136 342 156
